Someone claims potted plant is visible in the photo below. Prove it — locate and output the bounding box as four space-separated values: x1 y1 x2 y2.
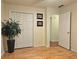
2 18 21 53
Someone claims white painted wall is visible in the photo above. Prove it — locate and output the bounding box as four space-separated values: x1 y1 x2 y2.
59 2 77 52
50 15 59 42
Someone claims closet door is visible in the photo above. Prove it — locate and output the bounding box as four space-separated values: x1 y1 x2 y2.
10 12 33 48
59 12 70 49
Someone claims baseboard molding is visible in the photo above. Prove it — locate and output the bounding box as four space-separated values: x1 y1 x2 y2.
1 51 5 57
46 45 50 47
50 41 58 43
34 45 46 47
71 48 77 52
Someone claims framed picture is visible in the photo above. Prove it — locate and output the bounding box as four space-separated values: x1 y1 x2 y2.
37 21 43 27
37 13 43 19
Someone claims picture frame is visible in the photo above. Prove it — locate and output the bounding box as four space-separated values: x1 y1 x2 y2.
37 13 43 19
37 21 43 27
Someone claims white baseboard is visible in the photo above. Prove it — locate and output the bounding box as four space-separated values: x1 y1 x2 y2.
1 51 5 57
71 48 77 52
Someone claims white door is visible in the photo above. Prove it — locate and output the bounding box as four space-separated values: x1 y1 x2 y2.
59 12 70 49
10 12 33 48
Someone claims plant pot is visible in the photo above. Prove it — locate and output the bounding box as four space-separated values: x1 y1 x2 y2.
7 40 15 53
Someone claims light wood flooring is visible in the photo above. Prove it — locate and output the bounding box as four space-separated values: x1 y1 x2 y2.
2 46 77 59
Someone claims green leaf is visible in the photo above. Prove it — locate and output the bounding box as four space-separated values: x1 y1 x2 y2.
1 18 21 40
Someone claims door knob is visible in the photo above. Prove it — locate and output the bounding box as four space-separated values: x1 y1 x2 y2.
67 32 70 34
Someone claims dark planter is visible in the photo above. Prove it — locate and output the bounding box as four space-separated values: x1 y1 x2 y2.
7 40 15 53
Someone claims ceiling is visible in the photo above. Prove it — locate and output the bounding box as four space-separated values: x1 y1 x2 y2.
3 0 76 7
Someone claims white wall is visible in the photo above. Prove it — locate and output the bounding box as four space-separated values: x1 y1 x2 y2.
50 15 59 42
2 3 46 50
59 2 77 52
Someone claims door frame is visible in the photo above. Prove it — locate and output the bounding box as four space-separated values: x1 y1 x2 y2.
70 12 71 50
9 10 34 47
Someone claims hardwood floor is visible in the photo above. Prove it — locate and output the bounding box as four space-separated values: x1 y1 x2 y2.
2 46 77 59
50 41 58 47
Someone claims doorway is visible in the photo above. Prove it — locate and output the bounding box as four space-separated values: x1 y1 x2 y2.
50 15 59 47
50 12 71 49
